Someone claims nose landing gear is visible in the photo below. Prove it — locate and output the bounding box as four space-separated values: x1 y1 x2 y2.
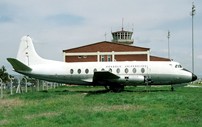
171 85 174 91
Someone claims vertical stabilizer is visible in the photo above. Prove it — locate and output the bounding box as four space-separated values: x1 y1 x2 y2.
17 36 46 66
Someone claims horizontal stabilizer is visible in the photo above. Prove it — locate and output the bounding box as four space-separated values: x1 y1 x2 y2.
7 58 32 72
93 71 120 82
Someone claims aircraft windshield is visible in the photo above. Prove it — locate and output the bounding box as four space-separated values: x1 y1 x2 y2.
175 64 182 68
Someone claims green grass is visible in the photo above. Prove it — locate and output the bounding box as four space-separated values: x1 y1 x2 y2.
0 85 202 127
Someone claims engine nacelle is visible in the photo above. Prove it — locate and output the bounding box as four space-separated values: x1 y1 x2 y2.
115 75 145 85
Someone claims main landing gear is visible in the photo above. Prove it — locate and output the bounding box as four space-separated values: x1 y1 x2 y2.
104 85 124 92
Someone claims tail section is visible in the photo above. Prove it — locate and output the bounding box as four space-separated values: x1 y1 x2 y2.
16 36 46 66
7 58 32 72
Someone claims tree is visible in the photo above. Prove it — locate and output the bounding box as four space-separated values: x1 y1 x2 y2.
0 66 10 83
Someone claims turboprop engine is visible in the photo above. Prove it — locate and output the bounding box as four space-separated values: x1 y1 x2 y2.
116 75 145 85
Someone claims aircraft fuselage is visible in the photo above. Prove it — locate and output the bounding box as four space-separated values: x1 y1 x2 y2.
7 36 197 92
18 60 195 86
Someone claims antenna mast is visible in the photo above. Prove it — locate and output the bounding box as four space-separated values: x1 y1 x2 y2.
167 30 170 59
122 18 124 31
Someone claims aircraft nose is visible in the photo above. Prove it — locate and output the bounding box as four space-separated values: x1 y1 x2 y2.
192 73 197 81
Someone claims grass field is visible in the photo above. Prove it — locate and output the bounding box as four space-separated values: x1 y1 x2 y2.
0 85 202 127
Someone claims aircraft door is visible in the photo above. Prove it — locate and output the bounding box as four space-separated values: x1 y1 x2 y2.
145 66 152 84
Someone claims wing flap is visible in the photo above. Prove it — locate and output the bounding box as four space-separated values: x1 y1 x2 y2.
7 58 32 72
82 78 93 83
93 71 120 82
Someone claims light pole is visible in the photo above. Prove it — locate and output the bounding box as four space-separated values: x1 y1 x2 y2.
8 75 13 95
0 78 3 98
167 30 170 59
191 2 196 73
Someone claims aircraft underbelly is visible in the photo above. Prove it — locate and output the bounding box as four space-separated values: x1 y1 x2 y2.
22 73 92 85
20 70 191 86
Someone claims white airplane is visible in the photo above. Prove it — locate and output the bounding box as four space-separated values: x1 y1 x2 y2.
7 36 197 92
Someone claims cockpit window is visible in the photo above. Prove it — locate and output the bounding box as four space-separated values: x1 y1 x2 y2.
175 64 182 68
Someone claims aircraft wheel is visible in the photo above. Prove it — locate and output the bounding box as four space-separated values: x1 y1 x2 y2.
109 85 124 92
104 86 110 90
171 86 174 91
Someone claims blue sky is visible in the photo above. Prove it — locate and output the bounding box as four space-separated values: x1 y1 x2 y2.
0 0 201 76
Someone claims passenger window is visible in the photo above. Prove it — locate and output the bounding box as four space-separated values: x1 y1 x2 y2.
125 68 129 74
70 69 74 74
85 69 89 74
78 69 81 74
141 68 145 73
133 68 136 73
116 68 120 73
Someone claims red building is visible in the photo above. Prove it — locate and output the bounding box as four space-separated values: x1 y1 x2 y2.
63 29 170 62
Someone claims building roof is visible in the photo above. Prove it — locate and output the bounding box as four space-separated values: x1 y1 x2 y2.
150 55 170 61
63 41 149 53
112 30 133 34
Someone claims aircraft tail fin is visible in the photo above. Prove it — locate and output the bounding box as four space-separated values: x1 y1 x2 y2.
16 36 46 66
7 58 32 72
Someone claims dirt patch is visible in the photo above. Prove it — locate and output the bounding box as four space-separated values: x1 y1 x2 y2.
92 104 144 112
24 112 61 120
0 98 24 109
0 119 9 126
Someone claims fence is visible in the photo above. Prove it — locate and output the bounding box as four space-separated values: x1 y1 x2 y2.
0 77 63 98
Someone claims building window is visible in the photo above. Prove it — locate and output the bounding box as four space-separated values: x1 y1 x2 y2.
78 69 81 74
101 68 105 71
109 68 112 72
116 68 120 74
101 55 105 62
125 68 129 74
85 69 89 74
94 68 97 72
107 55 111 62
70 69 74 74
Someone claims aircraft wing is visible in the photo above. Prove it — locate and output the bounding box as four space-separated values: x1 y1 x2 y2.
7 58 32 72
93 71 120 83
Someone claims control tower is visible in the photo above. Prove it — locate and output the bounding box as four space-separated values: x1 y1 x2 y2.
111 27 134 45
